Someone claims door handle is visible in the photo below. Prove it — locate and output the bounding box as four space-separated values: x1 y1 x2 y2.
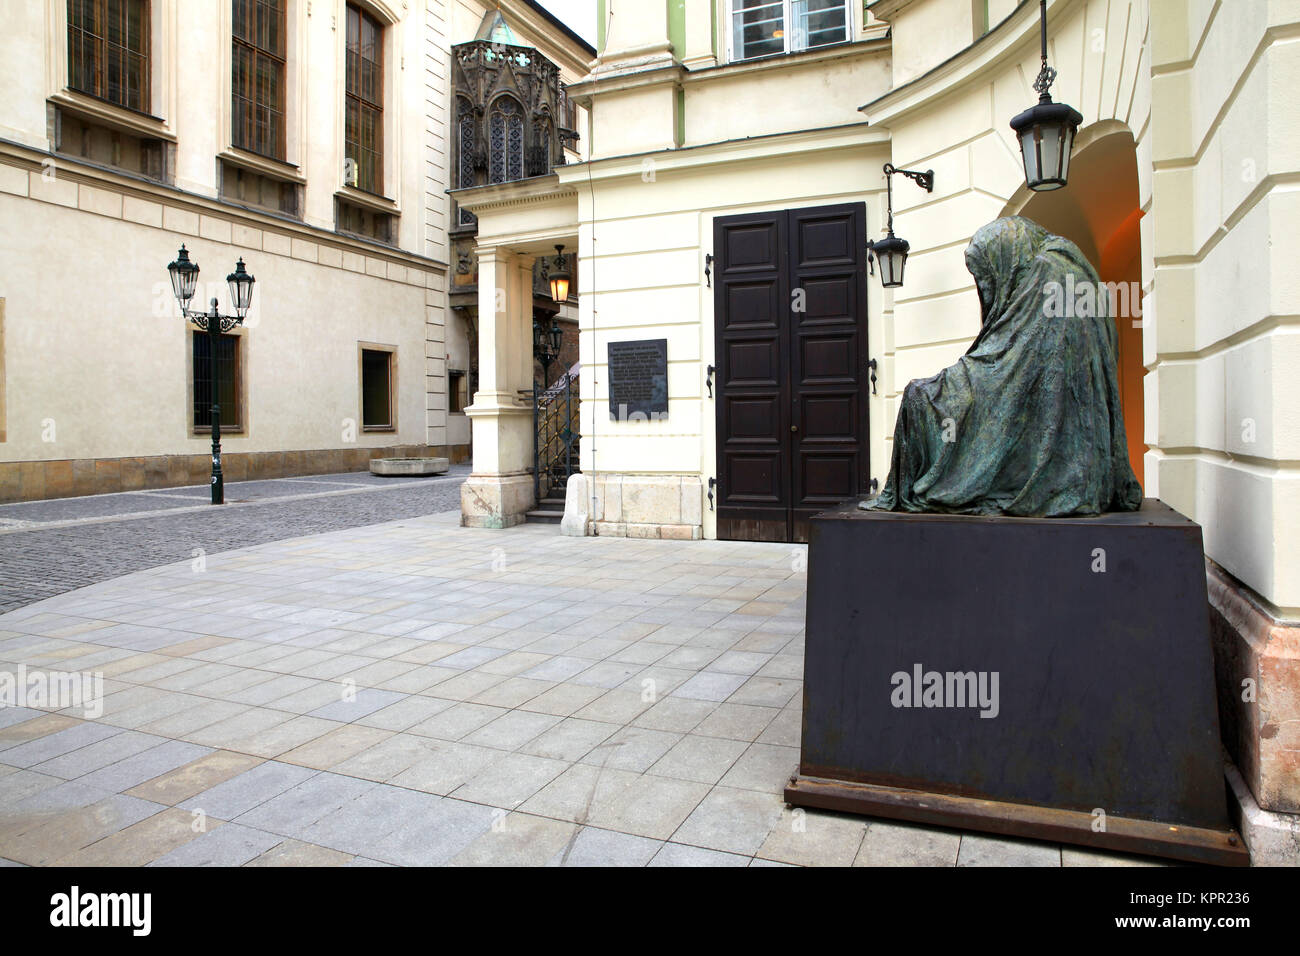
791 425 798 433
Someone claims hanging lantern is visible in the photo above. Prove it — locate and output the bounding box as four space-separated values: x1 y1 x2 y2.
547 244 571 303
867 234 911 289
867 164 933 290
1010 0 1083 191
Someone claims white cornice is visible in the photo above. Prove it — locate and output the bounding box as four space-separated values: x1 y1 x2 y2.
554 123 890 187
450 173 579 215
859 0 1078 128
0 139 447 272
866 0 919 22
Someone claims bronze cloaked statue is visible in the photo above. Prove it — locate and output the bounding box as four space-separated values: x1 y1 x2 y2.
867 216 1142 517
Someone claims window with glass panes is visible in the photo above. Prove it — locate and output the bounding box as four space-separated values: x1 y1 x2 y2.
232 0 286 159
345 4 384 194
729 0 849 62
67 0 151 112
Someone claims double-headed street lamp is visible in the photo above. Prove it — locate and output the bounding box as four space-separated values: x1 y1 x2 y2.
166 245 256 505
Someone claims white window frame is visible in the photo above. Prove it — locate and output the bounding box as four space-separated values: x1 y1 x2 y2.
726 0 852 64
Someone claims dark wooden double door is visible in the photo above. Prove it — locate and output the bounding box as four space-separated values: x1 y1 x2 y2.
713 203 870 543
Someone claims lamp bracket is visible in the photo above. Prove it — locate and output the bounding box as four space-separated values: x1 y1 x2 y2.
883 163 934 193
186 312 244 334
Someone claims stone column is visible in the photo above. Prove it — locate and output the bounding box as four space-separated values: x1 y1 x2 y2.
461 246 536 528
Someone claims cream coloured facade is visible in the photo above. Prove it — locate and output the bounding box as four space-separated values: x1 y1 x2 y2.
454 0 1300 862
0 0 591 500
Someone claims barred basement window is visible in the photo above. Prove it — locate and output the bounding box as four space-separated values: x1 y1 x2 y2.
68 0 151 112
345 3 384 194
232 0 287 159
488 96 524 185
193 332 242 431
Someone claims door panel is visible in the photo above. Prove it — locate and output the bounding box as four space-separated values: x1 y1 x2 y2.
714 212 790 542
714 203 869 543
788 204 869 541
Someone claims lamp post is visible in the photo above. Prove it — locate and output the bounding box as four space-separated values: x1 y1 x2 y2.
867 163 934 289
1010 0 1083 191
166 245 256 505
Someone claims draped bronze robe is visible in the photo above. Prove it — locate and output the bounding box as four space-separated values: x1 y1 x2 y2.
873 217 1142 517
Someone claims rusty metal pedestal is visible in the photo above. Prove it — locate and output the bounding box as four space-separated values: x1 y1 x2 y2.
785 499 1248 866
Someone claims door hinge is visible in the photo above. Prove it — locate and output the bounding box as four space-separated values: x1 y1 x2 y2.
706 364 716 399
868 358 878 395
707 476 717 511
704 253 714 288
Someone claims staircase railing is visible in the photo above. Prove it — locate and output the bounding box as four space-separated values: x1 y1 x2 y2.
523 362 581 503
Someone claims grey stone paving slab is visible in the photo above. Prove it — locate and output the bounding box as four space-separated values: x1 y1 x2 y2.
956 834 1062 867
147 823 285 866
650 842 751 867
179 761 319 820
235 772 377 839
548 826 662 866
451 752 569 808
0 723 121 767
308 688 408 722
671 671 748 702
855 820 962 867
0 707 45 729
32 730 171 779
670 786 784 856
76 740 214 793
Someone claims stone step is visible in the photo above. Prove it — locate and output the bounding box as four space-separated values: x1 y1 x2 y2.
525 509 563 524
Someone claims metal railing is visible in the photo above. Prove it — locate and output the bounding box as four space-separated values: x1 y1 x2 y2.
522 362 581 502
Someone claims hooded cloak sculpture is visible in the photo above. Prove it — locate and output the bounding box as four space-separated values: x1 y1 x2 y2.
870 216 1142 517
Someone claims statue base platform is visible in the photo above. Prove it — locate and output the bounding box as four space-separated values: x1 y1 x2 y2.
786 499 1248 866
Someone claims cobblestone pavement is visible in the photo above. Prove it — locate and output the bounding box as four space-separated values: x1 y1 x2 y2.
0 469 469 613
0 514 1164 867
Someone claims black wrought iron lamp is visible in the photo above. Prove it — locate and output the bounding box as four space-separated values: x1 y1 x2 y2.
533 314 564 387
867 163 934 289
546 244 571 303
167 245 256 505
1010 0 1083 191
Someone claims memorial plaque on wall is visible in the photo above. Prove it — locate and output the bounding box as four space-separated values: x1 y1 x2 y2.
607 339 668 421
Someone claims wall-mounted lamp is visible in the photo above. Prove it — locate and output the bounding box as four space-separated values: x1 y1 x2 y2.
867 163 933 289
1010 0 1083 191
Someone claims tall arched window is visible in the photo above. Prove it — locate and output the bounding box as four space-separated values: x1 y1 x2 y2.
488 96 524 184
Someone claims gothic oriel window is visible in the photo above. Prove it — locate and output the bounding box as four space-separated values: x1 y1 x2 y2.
488 96 524 185
68 0 151 112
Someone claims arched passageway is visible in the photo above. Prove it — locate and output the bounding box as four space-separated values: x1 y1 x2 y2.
1006 125 1146 486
